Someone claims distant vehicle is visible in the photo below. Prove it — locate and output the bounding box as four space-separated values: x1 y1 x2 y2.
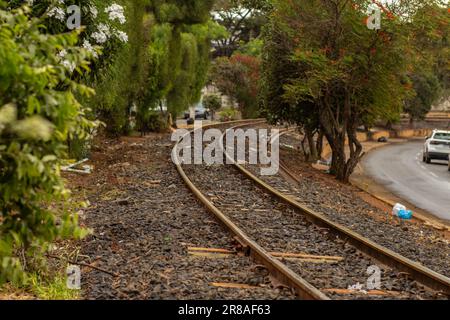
184 106 209 120
423 130 450 164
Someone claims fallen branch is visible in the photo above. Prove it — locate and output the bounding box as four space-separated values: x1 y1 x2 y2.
46 254 120 277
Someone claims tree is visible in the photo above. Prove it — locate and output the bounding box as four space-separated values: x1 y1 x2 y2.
261 0 437 182
405 72 441 123
145 0 226 126
212 0 270 56
203 94 222 120
405 4 449 122
88 0 152 136
260 15 322 161
209 53 261 118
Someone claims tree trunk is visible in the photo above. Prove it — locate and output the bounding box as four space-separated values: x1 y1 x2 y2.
329 133 346 181
319 99 362 183
344 123 363 182
305 128 319 162
316 130 324 160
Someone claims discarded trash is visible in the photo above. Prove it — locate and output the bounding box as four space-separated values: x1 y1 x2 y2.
62 158 92 175
398 209 413 220
378 136 388 143
392 203 413 219
316 159 331 167
392 203 406 216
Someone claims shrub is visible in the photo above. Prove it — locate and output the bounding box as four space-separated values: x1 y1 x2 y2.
219 107 238 122
137 110 170 134
0 4 95 284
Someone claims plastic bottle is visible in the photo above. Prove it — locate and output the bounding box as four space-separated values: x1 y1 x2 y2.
392 203 406 216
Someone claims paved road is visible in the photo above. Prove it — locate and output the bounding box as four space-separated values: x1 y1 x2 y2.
363 141 450 221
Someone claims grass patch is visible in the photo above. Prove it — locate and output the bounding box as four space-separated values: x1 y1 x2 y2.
28 273 80 300
0 272 81 300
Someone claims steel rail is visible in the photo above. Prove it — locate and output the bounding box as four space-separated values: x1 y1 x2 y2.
233 128 450 296
172 119 330 300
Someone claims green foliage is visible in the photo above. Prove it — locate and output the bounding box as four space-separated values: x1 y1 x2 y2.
0 4 94 284
219 107 239 122
261 0 437 181
212 0 269 57
137 109 171 133
237 38 263 57
209 53 261 118
405 4 449 120
203 94 222 111
87 0 152 136
405 72 442 121
147 1 225 121
203 94 222 119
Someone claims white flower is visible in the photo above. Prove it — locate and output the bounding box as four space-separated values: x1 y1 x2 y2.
89 5 98 18
105 4 126 24
98 23 111 37
91 31 108 44
90 23 114 44
62 60 76 73
82 40 98 59
115 30 128 43
48 6 66 22
58 49 68 59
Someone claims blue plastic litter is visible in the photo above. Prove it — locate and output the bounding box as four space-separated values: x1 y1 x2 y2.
398 209 413 220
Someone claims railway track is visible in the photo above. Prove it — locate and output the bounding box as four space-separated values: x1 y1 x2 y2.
173 120 450 300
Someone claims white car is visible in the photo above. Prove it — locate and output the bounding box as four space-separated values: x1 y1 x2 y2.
423 130 450 164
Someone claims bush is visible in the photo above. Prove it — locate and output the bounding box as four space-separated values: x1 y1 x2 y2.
219 108 238 122
136 108 171 134
0 5 95 284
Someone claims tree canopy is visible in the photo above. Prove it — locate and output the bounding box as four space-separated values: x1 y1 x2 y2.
261 0 447 182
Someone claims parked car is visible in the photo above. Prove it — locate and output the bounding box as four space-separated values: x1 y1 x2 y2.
195 107 209 120
423 130 450 164
184 107 209 120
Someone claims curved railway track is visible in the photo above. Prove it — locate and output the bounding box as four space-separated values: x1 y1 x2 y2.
173 120 450 300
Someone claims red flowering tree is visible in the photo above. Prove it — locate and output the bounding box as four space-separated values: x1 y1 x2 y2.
209 53 261 118
261 0 437 182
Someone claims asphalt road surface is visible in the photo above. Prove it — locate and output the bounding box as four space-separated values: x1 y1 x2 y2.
363 141 450 221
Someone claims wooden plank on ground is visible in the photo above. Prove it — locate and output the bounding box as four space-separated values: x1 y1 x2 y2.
187 247 235 254
269 252 343 261
188 252 234 259
323 288 401 296
210 282 260 290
